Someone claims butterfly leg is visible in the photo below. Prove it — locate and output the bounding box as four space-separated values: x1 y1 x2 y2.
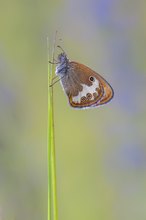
52 75 58 80
49 75 65 87
49 77 60 87
49 60 59 64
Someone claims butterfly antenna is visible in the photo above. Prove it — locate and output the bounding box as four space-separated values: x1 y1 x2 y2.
57 45 66 54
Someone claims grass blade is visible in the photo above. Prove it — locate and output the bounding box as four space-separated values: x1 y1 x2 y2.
47 36 58 220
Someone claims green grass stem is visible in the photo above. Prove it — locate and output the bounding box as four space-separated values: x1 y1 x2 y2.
47 36 58 220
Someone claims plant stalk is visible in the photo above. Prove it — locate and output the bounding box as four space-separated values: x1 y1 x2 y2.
48 36 58 220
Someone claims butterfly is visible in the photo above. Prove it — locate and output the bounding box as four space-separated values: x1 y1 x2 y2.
51 46 114 109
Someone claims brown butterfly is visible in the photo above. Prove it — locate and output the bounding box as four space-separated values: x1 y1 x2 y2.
52 46 114 109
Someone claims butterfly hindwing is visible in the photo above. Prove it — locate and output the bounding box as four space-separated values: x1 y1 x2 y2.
60 62 113 108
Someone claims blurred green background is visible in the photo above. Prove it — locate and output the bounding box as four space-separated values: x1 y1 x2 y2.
0 0 146 219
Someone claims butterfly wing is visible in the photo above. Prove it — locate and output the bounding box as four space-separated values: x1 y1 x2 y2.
60 62 114 108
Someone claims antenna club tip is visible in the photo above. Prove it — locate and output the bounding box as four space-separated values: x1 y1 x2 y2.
57 45 65 53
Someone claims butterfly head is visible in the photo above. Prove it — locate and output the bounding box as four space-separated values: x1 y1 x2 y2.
56 52 69 76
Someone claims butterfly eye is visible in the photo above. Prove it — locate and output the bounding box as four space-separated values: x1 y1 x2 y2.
89 76 95 82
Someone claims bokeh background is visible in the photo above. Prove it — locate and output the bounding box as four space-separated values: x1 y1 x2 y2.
0 0 146 219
